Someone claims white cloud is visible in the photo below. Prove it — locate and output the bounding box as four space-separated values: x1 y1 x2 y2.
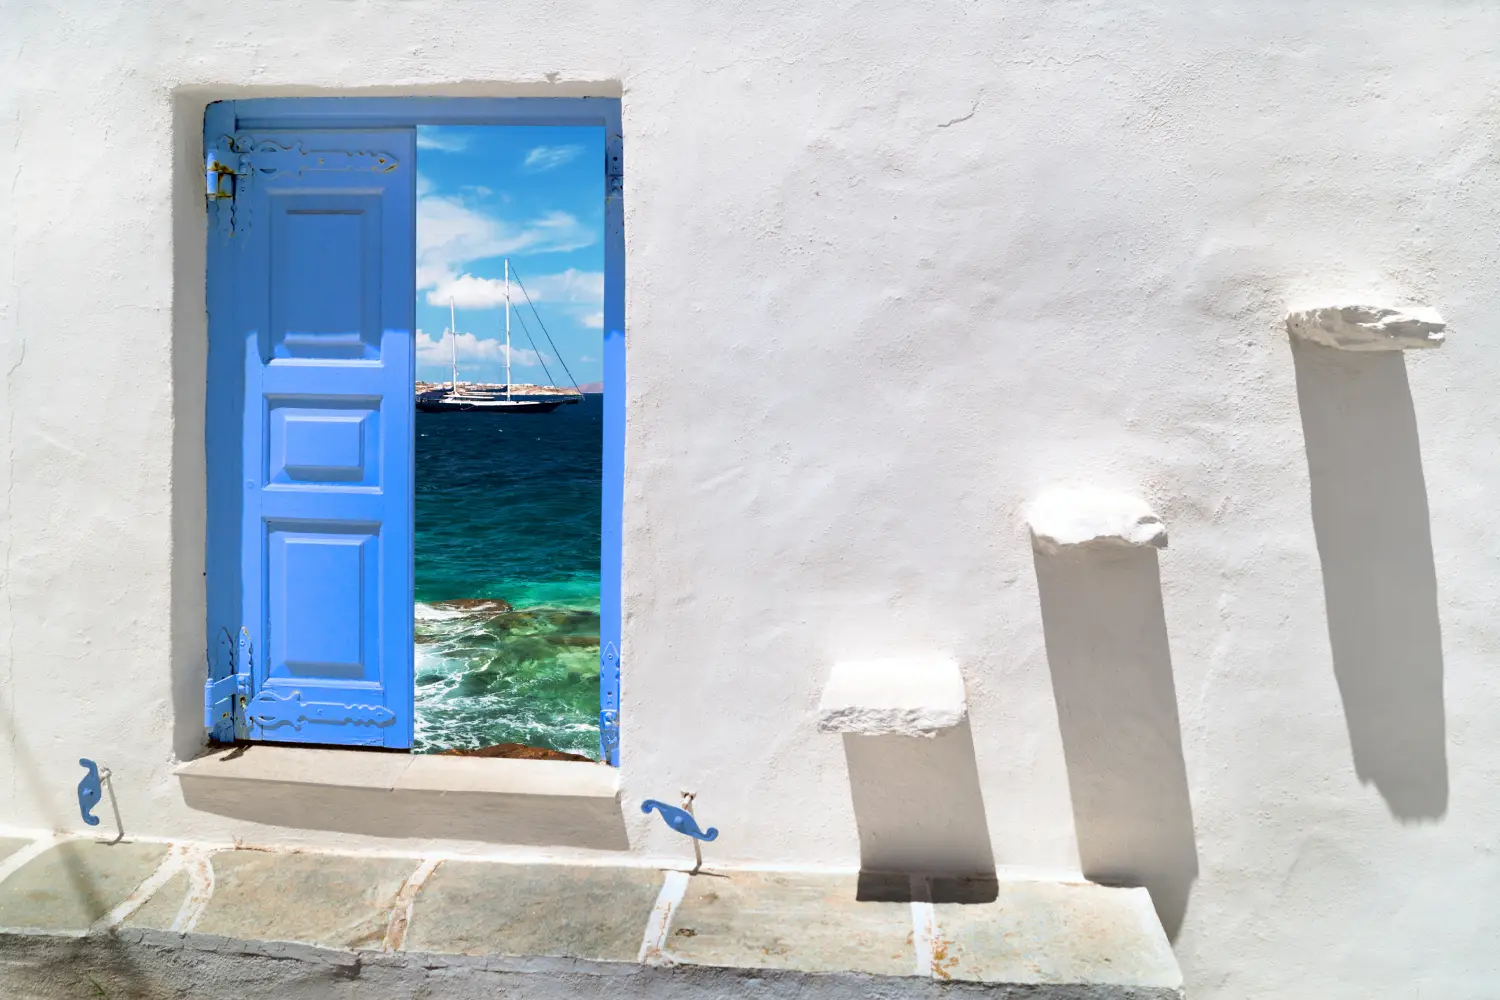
523 144 584 172
578 354 598 363
426 273 514 310
520 267 605 304
416 328 541 370
418 191 596 291
417 130 469 153
425 268 604 310
579 310 604 330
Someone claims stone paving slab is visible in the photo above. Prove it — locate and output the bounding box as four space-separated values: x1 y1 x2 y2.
0 838 32 865
404 861 662 962
664 871 916 977
935 880 1181 989
0 840 168 931
123 870 188 930
0 930 1184 1000
0 836 1183 997
192 851 417 951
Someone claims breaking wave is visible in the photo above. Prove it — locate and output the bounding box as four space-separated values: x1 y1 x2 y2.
413 596 600 757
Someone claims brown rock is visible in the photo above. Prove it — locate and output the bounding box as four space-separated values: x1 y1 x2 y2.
438 742 596 763
548 634 601 648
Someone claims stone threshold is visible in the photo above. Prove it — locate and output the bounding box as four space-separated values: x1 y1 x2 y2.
0 835 1183 998
173 744 630 850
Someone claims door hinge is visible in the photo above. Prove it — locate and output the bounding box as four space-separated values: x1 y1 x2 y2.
600 640 620 765
206 149 236 201
605 135 623 199
600 709 620 762
204 626 255 740
247 689 397 730
203 665 251 738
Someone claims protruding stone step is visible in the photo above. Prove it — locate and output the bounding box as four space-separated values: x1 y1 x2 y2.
1027 489 1167 554
815 657 967 737
1285 304 1446 351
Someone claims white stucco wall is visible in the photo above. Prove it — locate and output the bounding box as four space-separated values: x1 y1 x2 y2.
4 2 1500 996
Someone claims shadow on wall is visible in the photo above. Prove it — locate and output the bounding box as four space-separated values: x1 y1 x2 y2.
842 721 997 900
1033 546 1198 940
1291 339 1447 822
170 90 212 761
0 701 155 996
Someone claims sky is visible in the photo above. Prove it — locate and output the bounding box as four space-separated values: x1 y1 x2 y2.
416 125 604 387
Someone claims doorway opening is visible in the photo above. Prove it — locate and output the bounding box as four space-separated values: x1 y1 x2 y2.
203 98 623 765
412 125 606 759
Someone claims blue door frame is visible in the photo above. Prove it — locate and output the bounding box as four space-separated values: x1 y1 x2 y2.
205 97 626 765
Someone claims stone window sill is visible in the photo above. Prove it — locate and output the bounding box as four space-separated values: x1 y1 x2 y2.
175 745 626 850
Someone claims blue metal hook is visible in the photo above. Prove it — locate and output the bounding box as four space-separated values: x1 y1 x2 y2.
641 799 719 842
77 759 102 827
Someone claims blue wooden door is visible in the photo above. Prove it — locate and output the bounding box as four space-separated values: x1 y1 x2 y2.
232 129 416 748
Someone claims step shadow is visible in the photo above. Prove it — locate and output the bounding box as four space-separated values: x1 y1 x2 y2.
842 719 997 899
1291 339 1447 821
1033 545 1198 940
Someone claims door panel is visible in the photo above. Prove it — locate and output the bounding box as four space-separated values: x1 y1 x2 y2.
235 129 415 748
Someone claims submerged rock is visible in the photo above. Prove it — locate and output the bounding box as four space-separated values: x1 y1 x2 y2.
438 742 596 763
549 634 602 649
430 597 514 615
451 668 503 697
541 609 597 629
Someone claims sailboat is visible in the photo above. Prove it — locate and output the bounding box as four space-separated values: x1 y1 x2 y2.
416 260 583 414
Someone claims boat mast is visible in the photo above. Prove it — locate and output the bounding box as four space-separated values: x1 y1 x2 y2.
449 298 458 393
504 258 512 401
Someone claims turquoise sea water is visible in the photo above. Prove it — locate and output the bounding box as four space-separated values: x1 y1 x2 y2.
413 396 602 756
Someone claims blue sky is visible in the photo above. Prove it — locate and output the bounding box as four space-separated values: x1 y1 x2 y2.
416 125 604 387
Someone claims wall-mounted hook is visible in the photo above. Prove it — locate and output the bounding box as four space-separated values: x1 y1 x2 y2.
642 797 719 842
643 793 718 875
77 759 102 826
77 758 124 844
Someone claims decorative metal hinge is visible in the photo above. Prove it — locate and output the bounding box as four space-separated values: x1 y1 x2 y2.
206 133 401 234
204 625 252 739
600 640 621 764
600 709 620 760
248 689 397 730
204 671 251 731
206 149 236 200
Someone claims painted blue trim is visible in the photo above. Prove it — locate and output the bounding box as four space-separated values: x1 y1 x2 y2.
233 97 619 131
204 97 626 765
203 100 242 745
600 122 625 766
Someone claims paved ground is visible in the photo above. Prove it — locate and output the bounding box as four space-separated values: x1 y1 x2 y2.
0 834 1182 998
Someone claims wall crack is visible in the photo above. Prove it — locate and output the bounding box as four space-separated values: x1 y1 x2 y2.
937 97 981 129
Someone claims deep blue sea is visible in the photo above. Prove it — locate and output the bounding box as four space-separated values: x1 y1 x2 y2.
413 395 602 756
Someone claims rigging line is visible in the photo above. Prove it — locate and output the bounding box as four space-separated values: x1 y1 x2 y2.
507 263 582 391
510 301 559 388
